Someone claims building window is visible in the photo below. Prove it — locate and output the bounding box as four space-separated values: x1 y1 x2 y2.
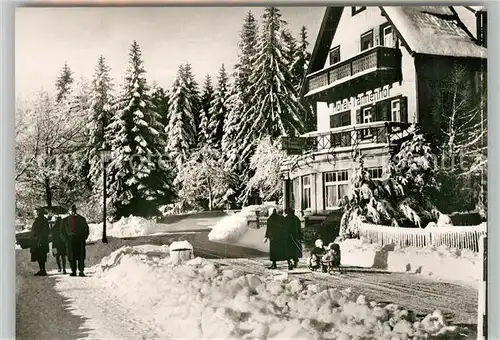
330 110 351 129
391 99 401 121
382 25 395 47
362 106 373 138
361 31 374 51
363 107 373 123
302 175 311 210
324 170 349 209
367 167 383 180
329 46 341 65
352 6 366 16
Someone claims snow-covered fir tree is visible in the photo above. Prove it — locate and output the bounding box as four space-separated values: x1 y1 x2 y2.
107 41 172 218
55 62 74 103
87 55 114 199
292 26 315 131
207 64 230 149
150 82 170 148
221 11 259 205
281 28 297 81
222 11 258 168
239 6 305 149
182 63 201 141
198 75 214 145
166 64 198 170
291 26 311 91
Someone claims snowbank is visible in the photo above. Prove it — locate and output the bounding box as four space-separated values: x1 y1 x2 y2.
208 204 278 243
88 216 159 242
93 245 465 339
340 239 481 284
211 228 481 284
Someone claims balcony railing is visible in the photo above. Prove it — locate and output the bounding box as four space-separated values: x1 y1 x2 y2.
283 121 411 155
306 46 402 94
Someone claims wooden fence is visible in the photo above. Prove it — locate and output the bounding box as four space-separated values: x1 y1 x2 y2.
359 223 487 252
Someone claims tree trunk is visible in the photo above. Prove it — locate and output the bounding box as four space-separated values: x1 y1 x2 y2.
207 178 213 211
44 176 52 208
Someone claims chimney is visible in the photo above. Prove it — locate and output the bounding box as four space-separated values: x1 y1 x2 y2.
476 10 487 47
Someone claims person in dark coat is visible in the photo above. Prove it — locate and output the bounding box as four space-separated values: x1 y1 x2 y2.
51 216 67 274
284 207 302 269
264 207 293 270
30 208 50 276
61 204 90 277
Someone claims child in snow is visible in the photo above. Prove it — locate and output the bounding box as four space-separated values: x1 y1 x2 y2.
322 242 343 274
308 239 326 271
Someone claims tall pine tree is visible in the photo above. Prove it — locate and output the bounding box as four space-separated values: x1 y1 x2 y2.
87 55 114 198
198 75 214 145
166 65 198 170
150 82 170 149
222 11 258 167
207 64 230 149
291 26 311 91
240 6 305 146
107 41 171 218
292 26 315 131
222 11 259 205
55 62 74 103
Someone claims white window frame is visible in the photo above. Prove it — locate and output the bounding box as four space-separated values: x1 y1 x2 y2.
363 107 373 123
367 167 383 180
362 106 373 138
324 170 349 209
383 25 395 47
302 175 311 211
391 99 401 122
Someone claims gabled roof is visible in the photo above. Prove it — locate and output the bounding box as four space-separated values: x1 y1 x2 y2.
301 6 487 97
381 7 487 59
465 6 486 14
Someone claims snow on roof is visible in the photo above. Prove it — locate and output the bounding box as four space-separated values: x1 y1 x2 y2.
382 6 487 59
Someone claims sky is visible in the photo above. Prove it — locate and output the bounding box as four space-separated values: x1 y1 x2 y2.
15 6 325 103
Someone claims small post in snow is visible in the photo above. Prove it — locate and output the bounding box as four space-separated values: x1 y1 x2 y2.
477 234 487 340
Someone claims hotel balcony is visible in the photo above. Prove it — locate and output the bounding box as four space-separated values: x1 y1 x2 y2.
280 121 412 163
304 46 402 102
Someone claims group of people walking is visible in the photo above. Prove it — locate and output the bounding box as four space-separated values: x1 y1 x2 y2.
30 204 90 277
264 207 303 270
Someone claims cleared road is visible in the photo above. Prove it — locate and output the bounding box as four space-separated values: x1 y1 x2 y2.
17 229 478 339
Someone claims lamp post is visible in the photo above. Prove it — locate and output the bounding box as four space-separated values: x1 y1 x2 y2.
98 148 112 244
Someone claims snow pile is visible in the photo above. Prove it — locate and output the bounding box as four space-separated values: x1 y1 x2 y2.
88 216 159 242
94 245 464 339
340 239 481 284
208 204 278 242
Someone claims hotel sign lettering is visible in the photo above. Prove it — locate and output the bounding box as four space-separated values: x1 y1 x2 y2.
331 85 392 114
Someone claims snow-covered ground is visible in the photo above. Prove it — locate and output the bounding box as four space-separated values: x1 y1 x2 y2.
206 208 482 285
56 244 466 339
16 231 479 339
88 216 159 242
339 239 482 285
208 203 278 243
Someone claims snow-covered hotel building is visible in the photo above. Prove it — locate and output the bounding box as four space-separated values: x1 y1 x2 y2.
280 6 487 220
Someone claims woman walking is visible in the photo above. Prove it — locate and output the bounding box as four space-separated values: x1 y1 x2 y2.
264 207 293 270
284 207 303 269
30 208 50 276
51 216 67 274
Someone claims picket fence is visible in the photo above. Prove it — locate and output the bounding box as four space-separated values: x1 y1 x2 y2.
358 223 487 252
